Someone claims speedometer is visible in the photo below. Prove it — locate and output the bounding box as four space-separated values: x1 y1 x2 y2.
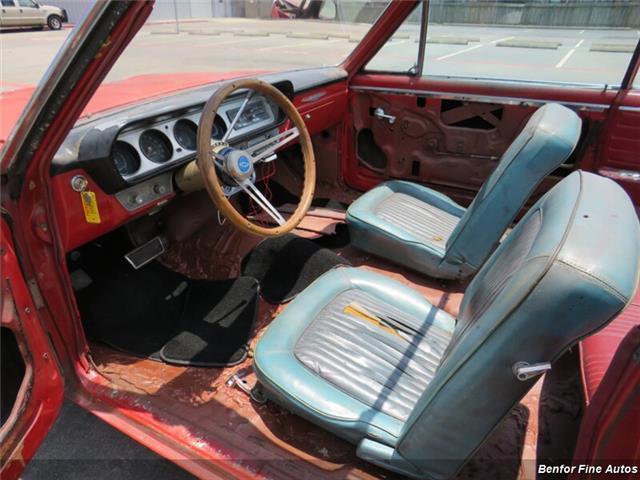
112 141 140 176
173 119 197 150
139 129 173 163
211 115 227 140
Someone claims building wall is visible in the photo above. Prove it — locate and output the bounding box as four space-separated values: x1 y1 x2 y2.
44 0 257 24
44 0 640 28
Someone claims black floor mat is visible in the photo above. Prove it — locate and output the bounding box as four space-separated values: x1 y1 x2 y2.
77 262 258 366
241 233 350 304
160 277 258 366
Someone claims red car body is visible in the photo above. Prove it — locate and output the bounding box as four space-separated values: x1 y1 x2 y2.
0 1 639 478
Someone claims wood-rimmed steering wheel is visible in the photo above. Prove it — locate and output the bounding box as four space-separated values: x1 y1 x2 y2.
196 78 316 237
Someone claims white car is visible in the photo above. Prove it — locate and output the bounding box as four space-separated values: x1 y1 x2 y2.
0 0 67 30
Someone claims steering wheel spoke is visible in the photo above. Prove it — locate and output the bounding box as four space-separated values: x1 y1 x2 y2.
210 146 226 169
247 127 299 164
238 179 286 226
222 90 254 143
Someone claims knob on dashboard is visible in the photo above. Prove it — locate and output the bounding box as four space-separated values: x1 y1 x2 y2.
130 194 144 206
153 184 166 195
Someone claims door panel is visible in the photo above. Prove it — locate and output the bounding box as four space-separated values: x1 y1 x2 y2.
345 74 613 206
597 91 640 203
351 91 534 195
0 218 64 480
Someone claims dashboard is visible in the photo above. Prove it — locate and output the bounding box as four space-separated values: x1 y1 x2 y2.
48 67 350 251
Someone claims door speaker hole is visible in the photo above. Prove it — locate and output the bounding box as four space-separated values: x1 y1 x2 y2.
357 129 387 172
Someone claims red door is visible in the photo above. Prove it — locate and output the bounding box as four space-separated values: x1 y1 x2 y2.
596 88 640 204
0 217 64 480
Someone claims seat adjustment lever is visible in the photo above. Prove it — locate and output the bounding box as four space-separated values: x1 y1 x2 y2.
512 361 551 381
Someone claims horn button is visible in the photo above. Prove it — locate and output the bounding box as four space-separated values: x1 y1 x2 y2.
223 148 254 182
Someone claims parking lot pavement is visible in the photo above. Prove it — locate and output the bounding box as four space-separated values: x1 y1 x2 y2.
1 20 638 92
22 401 195 480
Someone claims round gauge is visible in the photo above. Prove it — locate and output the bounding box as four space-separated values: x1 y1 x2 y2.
111 141 140 176
211 115 227 140
139 129 173 163
173 119 197 150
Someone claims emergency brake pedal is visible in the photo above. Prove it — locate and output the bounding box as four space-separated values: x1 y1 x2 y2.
124 236 166 269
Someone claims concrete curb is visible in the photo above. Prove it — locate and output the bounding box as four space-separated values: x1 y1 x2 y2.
496 39 562 49
286 32 329 40
430 22 636 31
590 43 636 53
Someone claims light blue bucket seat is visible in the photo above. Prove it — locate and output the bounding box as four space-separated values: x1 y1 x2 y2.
347 103 582 279
254 171 640 480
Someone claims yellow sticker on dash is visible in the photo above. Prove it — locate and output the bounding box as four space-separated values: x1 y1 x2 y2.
80 191 101 224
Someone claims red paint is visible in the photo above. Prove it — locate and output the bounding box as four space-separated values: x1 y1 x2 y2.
597 90 640 203
50 169 174 251
0 218 64 480
0 71 263 154
580 291 640 405
572 326 640 479
293 80 349 136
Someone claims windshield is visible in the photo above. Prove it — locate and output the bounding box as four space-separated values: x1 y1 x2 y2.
1 0 389 90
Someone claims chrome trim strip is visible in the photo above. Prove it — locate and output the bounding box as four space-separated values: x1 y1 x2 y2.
350 85 610 111
420 75 616 90
619 106 640 113
1 1 112 171
598 168 640 182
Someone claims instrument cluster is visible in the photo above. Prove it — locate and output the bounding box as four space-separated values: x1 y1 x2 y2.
111 94 279 181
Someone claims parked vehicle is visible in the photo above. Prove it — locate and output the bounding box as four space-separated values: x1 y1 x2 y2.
0 0 67 30
271 0 385 22
1 1 639 479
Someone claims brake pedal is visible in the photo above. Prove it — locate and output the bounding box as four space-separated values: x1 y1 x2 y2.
124 236 166 269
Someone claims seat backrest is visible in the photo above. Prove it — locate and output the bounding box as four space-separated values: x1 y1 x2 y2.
397 171 640 480
443 103 582 276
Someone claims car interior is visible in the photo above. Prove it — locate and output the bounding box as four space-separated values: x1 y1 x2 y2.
0 1 628 478
43 60 639 479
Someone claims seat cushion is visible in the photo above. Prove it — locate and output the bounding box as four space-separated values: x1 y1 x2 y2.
580 290 640 404
347 180 467 279
253 267 456 447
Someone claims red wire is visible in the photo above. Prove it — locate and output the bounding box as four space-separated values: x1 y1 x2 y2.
248 161 277 225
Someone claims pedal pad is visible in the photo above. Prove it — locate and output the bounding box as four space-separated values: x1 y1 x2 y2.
124 236 166 269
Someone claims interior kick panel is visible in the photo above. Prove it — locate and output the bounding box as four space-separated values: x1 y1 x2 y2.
351 91 534 193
